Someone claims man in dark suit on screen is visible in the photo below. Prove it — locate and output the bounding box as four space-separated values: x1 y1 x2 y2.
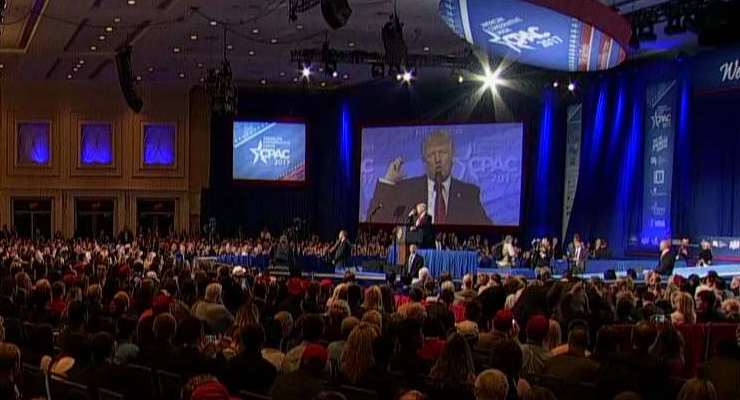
367 130 492 225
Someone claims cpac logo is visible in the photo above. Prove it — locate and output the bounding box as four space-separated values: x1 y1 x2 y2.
651 105 672 129
482 18 563 54
720 59 740 82
250 140 290 165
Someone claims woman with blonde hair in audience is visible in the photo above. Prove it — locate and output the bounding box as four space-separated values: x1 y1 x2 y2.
361 285 383 314
721 298 740 320
671 292 697 325
361 310 382 334
340 322 378 385
326 283 348 308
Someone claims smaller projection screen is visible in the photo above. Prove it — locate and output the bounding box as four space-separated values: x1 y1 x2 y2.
232 121 306 182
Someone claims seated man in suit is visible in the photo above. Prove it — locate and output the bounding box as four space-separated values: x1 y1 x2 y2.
655 239 675 276
367 130 492 225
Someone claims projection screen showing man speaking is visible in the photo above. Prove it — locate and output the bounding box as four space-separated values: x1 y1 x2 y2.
360 123 523 226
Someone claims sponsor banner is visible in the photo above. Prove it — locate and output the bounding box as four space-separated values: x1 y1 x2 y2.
562 104 582 240
639 80 677 248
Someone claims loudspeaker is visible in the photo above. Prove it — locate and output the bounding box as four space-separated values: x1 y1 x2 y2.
321 0 352 30
115 46 144 113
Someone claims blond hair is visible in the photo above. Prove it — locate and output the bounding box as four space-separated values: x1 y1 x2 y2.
675 292 697 324
340 323 378 384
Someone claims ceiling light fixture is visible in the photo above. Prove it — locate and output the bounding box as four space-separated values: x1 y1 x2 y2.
114 17 121 23
248 50 255 56
227 44 233 50
210 21 218 27
190 34 198 41
127 0 136 5
98 35 106 41
270 38 278 44
423 46 430 52
279 71 286 77
148 66 155 72
342 73 349 80
78 59 85 65
197 63 204 68
136 75 142 81
348 42 355 47
67 74 73 79
296 24 303 30
252 28 260 34
173 47 181 53
90 45 97 51
105 26 113 32
0 64 4 69
260 79 266 85
178 72 185 79
301 66 311 79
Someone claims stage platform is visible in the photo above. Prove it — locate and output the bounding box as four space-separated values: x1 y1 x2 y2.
197 257 740 282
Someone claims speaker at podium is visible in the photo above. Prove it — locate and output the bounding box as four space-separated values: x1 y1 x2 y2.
394 225 423 266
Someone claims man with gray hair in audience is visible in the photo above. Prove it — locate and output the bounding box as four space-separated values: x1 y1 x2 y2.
191 283 234 334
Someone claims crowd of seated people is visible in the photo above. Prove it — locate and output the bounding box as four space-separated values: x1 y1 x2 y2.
0 228 739 400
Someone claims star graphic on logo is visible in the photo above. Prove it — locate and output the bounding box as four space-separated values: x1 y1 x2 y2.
250 140 268 164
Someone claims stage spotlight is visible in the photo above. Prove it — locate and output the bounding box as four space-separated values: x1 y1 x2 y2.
332 71 339 78
402 71 413 83
567 82 576 92
481 66 501 91
552 81 559 88
301 66 311 79
395 73 402 81
457 75 464 84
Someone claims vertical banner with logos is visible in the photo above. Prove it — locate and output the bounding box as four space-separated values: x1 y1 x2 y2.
641 80 677 248
562 104 582 240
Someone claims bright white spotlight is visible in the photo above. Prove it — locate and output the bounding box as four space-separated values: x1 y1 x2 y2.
482 66 501 90
552 81 559 88
395 73 402 81
457 75 464 84
402 71 413 83
567 82 576 92
301 66 311 79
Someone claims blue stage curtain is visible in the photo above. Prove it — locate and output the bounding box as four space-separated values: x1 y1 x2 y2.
567 63 669 256
525 88 567 242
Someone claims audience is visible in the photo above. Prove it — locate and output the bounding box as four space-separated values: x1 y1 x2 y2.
0 229 738 400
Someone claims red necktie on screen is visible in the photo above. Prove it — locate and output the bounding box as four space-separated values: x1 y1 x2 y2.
434 181 447 224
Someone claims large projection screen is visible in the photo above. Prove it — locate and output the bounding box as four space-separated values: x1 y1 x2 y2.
360 123 523 226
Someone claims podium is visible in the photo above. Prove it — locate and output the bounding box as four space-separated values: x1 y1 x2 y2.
394 225 424 266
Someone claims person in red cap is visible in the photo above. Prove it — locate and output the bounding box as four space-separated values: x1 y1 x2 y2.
271 343 326 400
477 309 518 359
520 314 551 376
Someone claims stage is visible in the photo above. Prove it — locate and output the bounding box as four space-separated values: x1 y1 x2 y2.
203 253 740 282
